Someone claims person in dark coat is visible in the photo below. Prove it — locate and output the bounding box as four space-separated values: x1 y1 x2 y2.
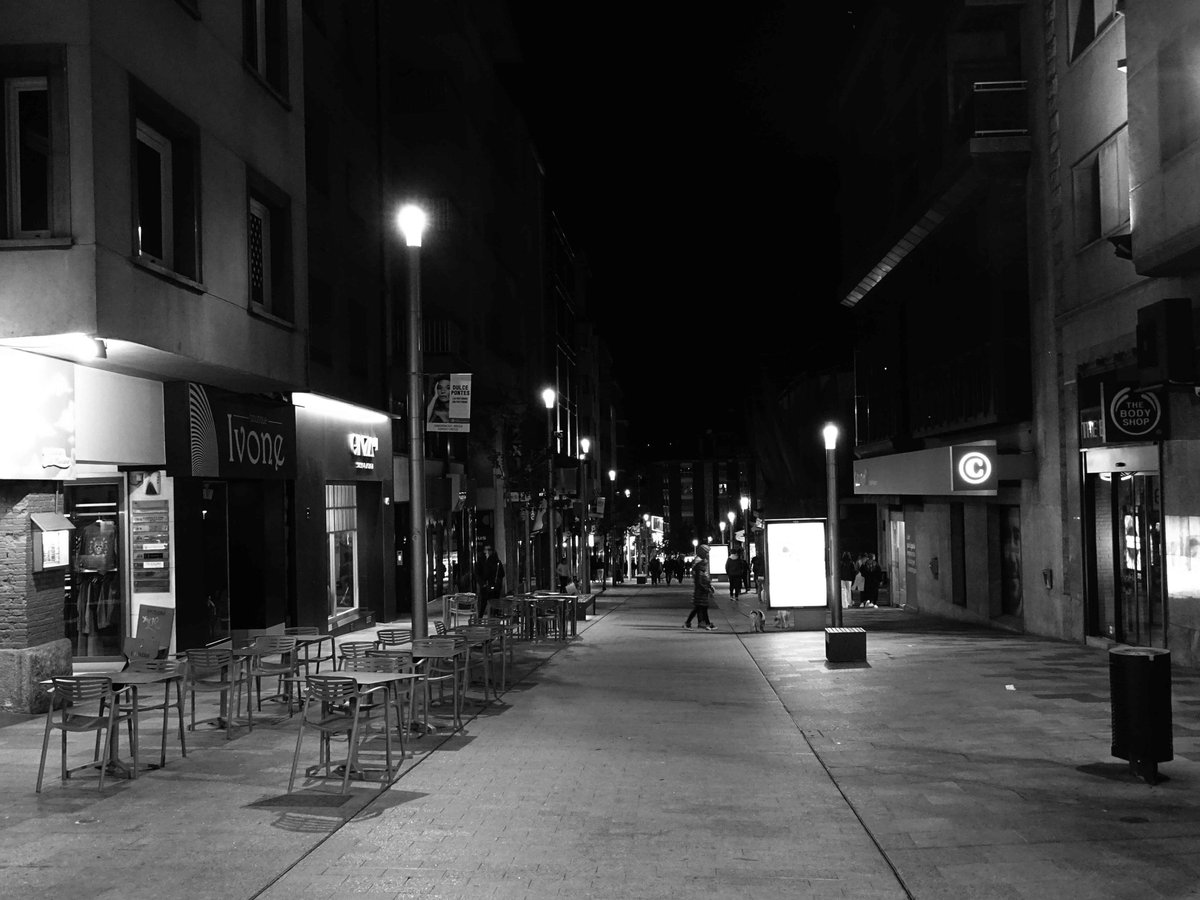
725 551 746 600
477 544 505 618
685 544 716 630
649 555 663 585
859 552 883 608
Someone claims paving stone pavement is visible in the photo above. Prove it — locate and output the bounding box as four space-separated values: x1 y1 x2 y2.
3 585 1200 899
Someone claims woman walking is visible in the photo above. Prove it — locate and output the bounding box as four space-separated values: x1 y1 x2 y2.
684 544 717 630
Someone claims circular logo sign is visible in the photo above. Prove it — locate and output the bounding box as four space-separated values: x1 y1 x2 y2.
957 451 993 485
1108 387 1161 437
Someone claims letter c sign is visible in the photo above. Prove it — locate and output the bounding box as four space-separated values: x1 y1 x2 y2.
951 445 997 494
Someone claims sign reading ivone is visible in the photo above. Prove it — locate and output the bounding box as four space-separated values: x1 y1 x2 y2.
164 383 296 479
349 432 379 470
1101 383 1165 443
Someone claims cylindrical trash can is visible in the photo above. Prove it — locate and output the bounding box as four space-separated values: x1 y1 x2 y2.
1109 646 1172 784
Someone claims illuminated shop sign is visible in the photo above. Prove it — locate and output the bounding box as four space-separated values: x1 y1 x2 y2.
164 383 296 479
349 432 379 470
764 519 827 609
854 442 999 497
1101 383 1165 443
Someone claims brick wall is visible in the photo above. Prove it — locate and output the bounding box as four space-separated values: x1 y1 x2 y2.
0 482 65 649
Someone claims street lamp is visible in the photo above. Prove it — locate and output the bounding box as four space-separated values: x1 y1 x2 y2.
542 387 557 592
727 510 736 546
397 203 428 638
719 521 726 544
823 423 841 628
579 437 591 593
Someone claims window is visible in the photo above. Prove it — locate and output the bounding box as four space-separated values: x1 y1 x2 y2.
1073 128 1129 248
136 121 173 266
1 48 69 240
4 77 49 237
244 0 288 96
246 171 292 320
1070 0 1119 61
132 86 199 280
1159 23 1200 162
326 484 358 616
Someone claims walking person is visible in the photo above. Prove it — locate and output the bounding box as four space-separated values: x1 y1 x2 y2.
860 552 883 608
838 551 857 609
476 543 505 619
685 544 717 630
649 555 663 585
751 552 764 599
663 554 673 586
556 555 574 593
725 551 745 601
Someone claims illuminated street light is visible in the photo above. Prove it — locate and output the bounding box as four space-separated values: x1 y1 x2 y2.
579 437 591 593
823 423 840 627
543 387 557 592
397 203 428 637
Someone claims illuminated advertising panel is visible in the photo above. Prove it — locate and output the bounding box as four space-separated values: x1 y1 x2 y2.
765 518 826 609
709 543 729 580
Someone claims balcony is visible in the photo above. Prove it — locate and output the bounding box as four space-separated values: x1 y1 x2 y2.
958 80 1031 156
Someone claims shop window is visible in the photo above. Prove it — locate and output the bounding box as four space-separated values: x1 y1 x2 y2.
247 170 292 320
1073 128 1129 248
244 0 289 97
64 483 124 659
326 483 358 617
1 48 69 240
132 86 200 280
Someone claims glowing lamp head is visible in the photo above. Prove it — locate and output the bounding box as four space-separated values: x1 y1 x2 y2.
608 469 616 482
580 437 590 455
822 423 839 450
397 204 427 247
740 495 749 511
541 387 556 409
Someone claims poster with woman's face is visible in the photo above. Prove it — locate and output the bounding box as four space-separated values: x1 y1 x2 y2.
426 372 472 433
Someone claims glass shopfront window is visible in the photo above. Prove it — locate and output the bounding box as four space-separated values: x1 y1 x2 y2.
326 483 358 615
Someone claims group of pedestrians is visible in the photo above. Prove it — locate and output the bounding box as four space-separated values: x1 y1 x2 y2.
649 554 686 585
838 550 885 608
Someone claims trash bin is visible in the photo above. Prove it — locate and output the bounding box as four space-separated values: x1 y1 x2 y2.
1109 646 1172 784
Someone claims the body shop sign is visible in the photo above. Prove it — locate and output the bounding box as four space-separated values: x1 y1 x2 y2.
164 383 296 479
1102 383 1165 443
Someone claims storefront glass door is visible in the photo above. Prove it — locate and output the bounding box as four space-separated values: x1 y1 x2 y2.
64 481 124 658
1088 472 1164 647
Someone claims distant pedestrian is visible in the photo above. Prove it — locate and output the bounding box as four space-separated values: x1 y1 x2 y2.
860 553 883 607
476 543 505 618
685 544 717 630
751 552 764 598
838 551 857 609
663 554 673 585
649 555 663 585
556 555 574 592
725 551 745 600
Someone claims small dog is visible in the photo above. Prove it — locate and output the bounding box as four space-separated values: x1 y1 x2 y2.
749 608 766 632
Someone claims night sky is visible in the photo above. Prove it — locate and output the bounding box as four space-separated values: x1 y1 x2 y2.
502 3 867 456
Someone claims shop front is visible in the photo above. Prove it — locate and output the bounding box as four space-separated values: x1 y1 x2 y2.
853 442 1030 623
164 383 295 650
292 394 394 633
0 349 166 708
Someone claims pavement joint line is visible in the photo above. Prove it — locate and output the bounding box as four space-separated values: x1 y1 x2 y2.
248 597 623 900
729 609 919 900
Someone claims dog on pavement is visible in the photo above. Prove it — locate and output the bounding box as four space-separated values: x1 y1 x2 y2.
750 608 766 632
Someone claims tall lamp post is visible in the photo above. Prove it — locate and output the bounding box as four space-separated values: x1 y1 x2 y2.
727 510 736 547
579 437 591 593
719 521 726 545
398 204 428 638
607 468 616 586
823 423 841 628
542 387 557 592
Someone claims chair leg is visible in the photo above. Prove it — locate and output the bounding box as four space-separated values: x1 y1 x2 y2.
35 709 54 793
175 682 188 758
287 702 308 793
341 714 361 794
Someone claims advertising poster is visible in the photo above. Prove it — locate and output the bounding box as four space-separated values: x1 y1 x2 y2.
764 518 827 609
426 372 472 433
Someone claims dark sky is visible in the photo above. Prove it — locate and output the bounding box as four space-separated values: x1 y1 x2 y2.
502 4 866 455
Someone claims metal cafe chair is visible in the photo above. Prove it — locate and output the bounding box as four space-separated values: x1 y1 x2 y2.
374 628 413 650
243 635 300 713
410 636 466 730
284 626 334 676
118 658 188 769
36 675 136 792
288 674 397 794
182 647 249 739
336 641 376 670
342 655 414 754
